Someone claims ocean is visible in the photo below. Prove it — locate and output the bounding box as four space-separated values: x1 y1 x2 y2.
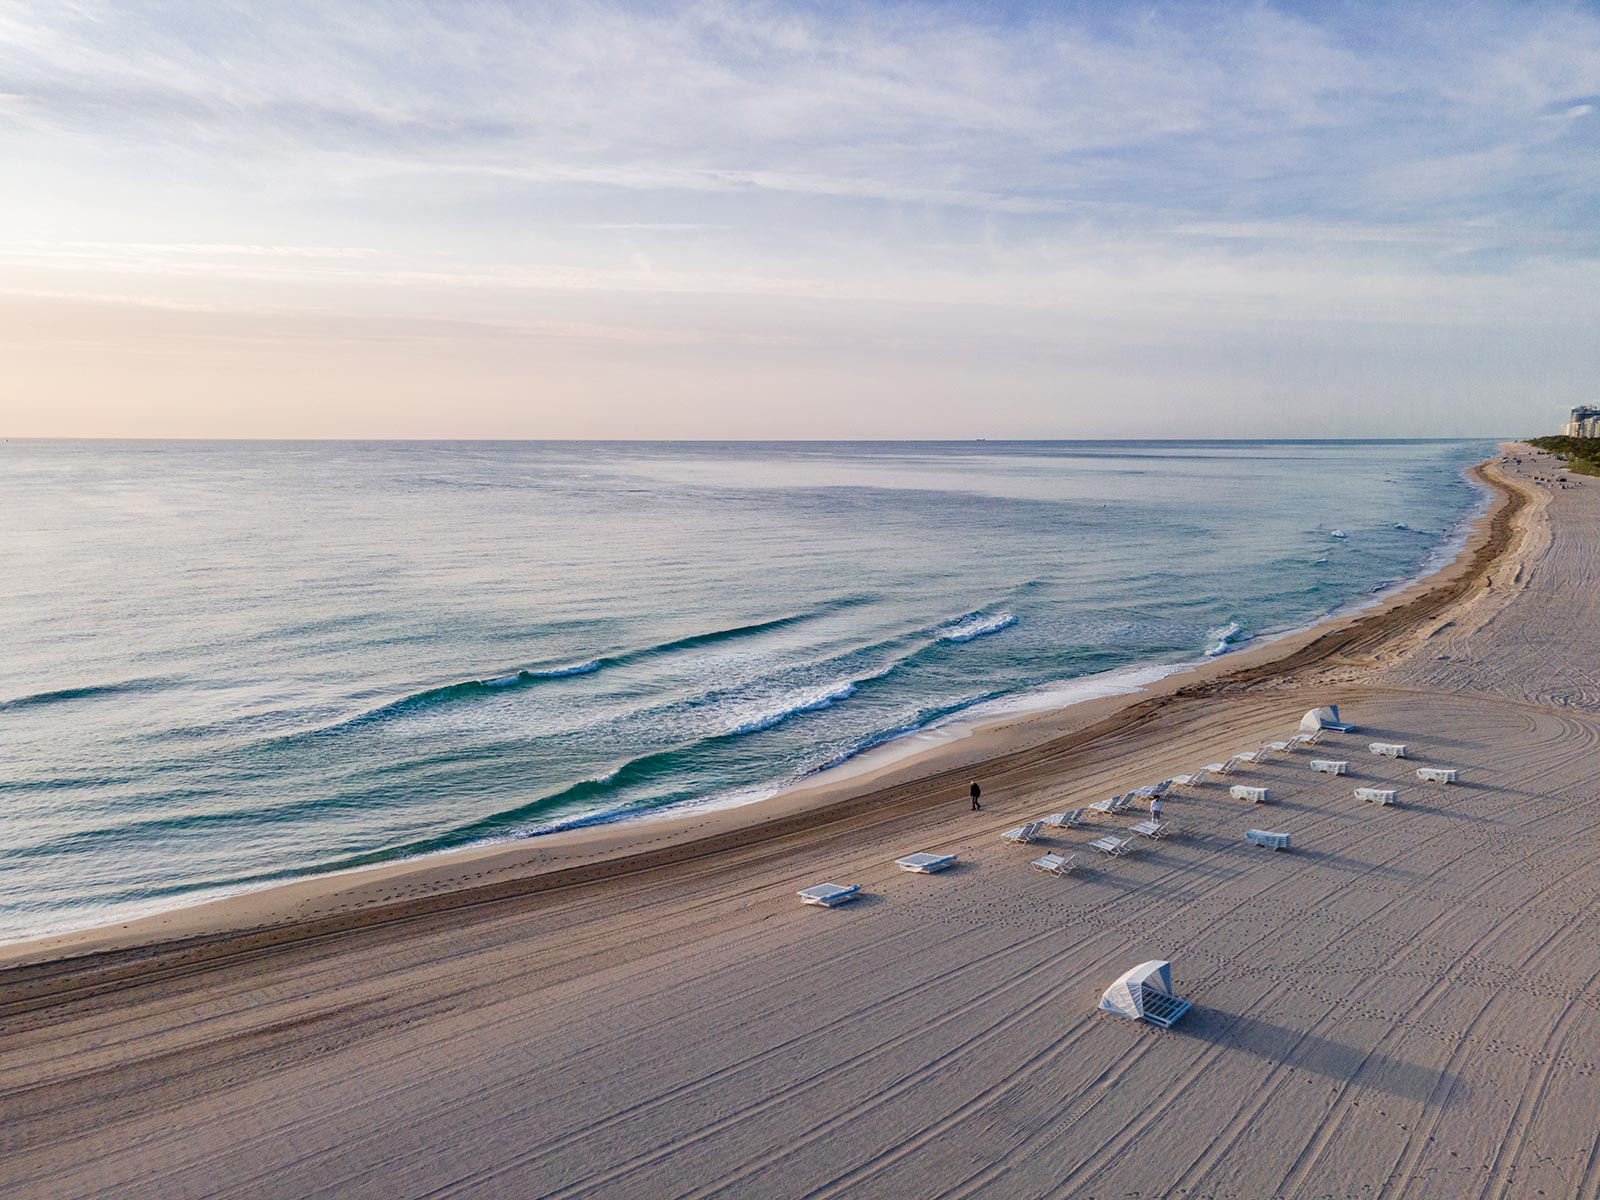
0 439 1494 941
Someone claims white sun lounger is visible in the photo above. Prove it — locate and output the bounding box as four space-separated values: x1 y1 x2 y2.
1088 834 1139 856
1128 819 1170 839
1416 768 1458 784
1285 732 1322 751
1031 852 1078 877
1261 741 1290 755
1355 787 1397 805
798 883 860 907
1090 794 1134 815
1369 742 1408 758
1043 809 1085 829
896 852 957 873
1231 785 1270 803
1245 829 1292 851
1173 770 1207 787
1310 759 1348 775
1002 821 1044 845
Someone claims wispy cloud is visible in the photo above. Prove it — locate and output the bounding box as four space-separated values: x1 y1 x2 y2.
2 1 1598 435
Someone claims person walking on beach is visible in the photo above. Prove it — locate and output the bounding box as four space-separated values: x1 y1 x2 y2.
1150 795 1164 822
969 781 982 811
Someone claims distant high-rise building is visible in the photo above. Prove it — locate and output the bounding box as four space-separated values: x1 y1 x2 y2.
1564 406 1600 438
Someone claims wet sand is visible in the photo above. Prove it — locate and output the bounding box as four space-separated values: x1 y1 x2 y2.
7 444 1599 1200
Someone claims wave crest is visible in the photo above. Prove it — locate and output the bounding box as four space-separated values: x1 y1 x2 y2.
1204 621 1249 657
291 598 870 738
936 611 1017 643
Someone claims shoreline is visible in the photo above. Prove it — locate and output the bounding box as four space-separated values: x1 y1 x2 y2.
776 457 1495 795
0 450 1532 979
0 459 1495 950
18 442 1600 1199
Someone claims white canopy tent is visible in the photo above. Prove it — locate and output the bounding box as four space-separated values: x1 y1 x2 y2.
1099 960 1174 1021
1300 705 1354 733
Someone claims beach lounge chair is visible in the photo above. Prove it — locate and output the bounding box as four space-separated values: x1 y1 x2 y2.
1284 732 1322 751
1043 809 1085 829
1245 829 1292 851
798 883 861 907
1173 769 1207 787
1088 834 1130 856
1230 785 1270 803
1355 787 1397 805
1031 852 1078 877
1369 742 1408 759
1261 740 1290 755
1099 960 1192 1027
1215 754 1252 775
1310 759 1349 775
1128 819 1170 839
1301 705 1355 733
1416 768 1458 784
1002 821 1044 845
1093 794 1135 815
895 852 957 873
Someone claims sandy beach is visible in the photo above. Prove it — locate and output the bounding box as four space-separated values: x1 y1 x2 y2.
6 443 1600 1199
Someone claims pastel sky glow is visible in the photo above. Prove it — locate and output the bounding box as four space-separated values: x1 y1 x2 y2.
2 1 1598 437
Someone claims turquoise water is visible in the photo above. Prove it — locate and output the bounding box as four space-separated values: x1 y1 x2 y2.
0 439 1493 940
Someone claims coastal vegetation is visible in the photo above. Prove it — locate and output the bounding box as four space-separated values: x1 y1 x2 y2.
1527 436 1600 478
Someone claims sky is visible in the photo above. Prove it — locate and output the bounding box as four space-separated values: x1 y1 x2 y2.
1 0 1597 439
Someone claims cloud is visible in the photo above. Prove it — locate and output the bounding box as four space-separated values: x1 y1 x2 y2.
2 1 1598 435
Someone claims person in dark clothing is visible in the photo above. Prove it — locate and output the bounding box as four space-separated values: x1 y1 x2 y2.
970 780 982 811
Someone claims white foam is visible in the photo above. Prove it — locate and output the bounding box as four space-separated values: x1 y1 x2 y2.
937 611 1017 643
722 678 858 737
1204 620 1248 658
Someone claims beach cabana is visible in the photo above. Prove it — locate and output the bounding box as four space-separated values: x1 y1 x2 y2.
1099 960 1192 1027
1301 706 1355 733
895 852 957 873
798 883 860 907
